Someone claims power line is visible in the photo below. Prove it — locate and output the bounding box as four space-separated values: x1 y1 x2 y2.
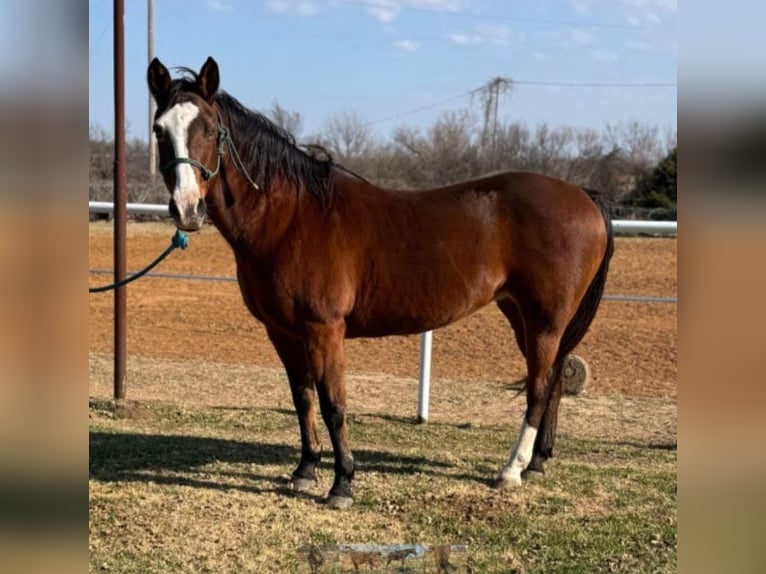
89 17 112 57
514 79 677 88
363 78 676 127
363 86 483 127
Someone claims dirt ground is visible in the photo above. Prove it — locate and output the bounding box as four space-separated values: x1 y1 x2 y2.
89 221 676 400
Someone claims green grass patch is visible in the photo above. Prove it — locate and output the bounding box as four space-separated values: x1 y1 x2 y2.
90 397 676 573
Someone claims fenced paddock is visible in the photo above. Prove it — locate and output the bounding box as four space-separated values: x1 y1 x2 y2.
88 220 676 573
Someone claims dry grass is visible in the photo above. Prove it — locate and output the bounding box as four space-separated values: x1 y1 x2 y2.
89 354 676 573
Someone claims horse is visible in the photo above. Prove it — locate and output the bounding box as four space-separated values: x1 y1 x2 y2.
147 57 614 510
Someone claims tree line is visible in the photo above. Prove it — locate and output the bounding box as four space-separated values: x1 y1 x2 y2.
90 99 676 220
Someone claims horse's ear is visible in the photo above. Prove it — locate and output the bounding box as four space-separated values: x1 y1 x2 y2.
197 57 220 101
147 57 172 103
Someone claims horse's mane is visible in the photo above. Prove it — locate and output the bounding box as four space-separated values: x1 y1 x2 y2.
168 68 337 207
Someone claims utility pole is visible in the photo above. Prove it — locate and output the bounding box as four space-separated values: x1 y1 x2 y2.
474 77 513 169
148 0 156 178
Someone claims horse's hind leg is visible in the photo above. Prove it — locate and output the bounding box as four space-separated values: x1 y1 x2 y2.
267 328 322 492
495 316 565 489
522 357 565 480
496 298 526 358
496 299 564 480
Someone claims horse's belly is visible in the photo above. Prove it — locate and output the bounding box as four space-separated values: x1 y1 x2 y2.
345 279 498 338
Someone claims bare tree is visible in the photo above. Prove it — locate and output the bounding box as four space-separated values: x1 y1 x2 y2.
491 121 530 171
268 100 303 137
605 120 663 173
663 126 677 156
322 111 375 161
525 123 573 176
393 110 480 187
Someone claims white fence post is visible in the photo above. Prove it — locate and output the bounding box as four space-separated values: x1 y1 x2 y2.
417 330 433 423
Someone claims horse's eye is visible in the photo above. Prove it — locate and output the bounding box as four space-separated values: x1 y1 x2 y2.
152 125 164 139
206 127 217 138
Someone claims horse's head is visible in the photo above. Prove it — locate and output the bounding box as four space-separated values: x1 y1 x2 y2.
148 57 223 231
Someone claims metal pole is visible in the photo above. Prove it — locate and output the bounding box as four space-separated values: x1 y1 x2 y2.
113 0 127 399
417 330 433 423
148 0 157 177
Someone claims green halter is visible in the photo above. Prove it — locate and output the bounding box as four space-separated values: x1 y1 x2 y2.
160 125 230 181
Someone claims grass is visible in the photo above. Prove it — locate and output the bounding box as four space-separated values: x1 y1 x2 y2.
89 396 676 573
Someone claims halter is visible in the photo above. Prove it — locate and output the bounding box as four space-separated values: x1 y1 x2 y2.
159 123 259 189
160 125 229 181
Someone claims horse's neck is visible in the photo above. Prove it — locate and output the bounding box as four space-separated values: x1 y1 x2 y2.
209 161 301 259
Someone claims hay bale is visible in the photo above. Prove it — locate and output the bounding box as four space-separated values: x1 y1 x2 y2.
562 354 590 395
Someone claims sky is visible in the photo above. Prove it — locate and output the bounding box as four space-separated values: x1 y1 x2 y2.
89 0 677 142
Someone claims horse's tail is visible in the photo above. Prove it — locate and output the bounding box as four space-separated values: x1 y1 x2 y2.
556 188 615 363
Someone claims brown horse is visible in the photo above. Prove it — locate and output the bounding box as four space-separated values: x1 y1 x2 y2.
147 57 614 509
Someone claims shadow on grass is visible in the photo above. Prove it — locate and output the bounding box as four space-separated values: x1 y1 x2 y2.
89 431 490 493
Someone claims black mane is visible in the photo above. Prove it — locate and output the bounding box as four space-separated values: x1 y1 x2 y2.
168 68 336 206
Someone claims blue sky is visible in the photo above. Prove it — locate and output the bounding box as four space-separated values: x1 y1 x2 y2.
89 0 677 142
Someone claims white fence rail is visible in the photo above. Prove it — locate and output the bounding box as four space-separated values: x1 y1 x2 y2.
89 201 170 217
89 201 677 236
90 201 678 422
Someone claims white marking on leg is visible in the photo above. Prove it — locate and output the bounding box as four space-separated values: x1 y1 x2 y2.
156 101 201 210
499 419 538 486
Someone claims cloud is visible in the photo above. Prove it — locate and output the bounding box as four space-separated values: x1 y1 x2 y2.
348 0 466 23
394 39 420 52
267 0 318 16
267 0 290 12
449 23 510 47
619 0 677 24
570 28 594 45
569 0 592 14
475 23 510 46
367 4 399 23
620 0 676 10
447 33 466 45
206 0 233 11
591 49 618 63
646 11 661 24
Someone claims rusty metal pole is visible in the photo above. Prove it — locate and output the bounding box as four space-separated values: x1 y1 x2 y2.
113 0 127 399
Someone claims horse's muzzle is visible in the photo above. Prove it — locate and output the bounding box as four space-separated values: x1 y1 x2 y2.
169 197 207 231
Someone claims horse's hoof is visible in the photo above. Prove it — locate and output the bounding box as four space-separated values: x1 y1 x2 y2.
290 477 317 493
492 476 522 490
325 495 354 510
521 468 546 482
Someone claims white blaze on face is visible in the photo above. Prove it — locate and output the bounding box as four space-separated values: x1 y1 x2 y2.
498 419 538 486
156 101 201 211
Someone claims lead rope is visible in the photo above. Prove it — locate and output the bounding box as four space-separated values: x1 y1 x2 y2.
223 130 260 190
89 230 189 293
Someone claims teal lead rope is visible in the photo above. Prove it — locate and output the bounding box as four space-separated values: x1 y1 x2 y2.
89 230 189 293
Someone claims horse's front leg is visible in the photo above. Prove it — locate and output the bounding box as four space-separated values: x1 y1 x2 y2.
303 320 355 509
267 328 322 492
